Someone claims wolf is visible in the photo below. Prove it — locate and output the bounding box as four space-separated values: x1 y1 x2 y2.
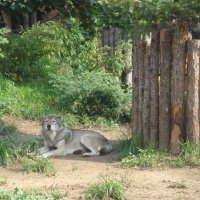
39 115 113 158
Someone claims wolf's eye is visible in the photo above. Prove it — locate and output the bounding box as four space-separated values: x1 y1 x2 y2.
52 120 56 123
44 120 48 123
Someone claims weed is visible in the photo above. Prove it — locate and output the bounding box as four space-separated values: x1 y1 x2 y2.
21 136 43 155
122 147 167 168
84 176 126 200
168 182 186 189
0 188 64 200
0 134 19 165
179 140 200 166
20 156 56 175
0 179 6 186
114 131 142 158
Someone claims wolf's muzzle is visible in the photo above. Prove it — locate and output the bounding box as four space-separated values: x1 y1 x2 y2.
47 124 51 130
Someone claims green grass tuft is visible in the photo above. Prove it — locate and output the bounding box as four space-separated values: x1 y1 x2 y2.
114 132 143 158
119 139 200 168
20 156 56 175
84 176 126 200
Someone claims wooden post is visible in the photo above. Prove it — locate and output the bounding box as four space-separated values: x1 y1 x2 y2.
171 20 189 154
132 41 140 135
149 24 160 147
138 41 146 135
142 53 150 147
159 30 172 150
186 40 200 142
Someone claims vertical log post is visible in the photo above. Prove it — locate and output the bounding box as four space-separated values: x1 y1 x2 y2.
186 40 200 142
138 41 146 135
142 52 151 146
171 20 189 154
149 24 160 147
132 41 140 135
159 30 173 150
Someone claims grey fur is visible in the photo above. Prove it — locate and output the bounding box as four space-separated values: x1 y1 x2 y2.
39 115 113 157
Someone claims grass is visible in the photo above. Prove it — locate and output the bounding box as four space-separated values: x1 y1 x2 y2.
121 148 167 168
115 134 200 169
20 156 56 175
114 131 143 159
0 188 64 200
0 122 56 175
84 176 126 200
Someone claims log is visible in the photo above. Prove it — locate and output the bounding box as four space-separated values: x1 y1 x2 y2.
171 20 189 154
149 24 160 147
186 40 200 142
142 53 150 146
138 41 146 134
159 30 172 150
132 41 140 135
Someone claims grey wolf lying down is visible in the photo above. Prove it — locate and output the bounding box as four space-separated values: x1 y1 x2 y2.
39 115 113 157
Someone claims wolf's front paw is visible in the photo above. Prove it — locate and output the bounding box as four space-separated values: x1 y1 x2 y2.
82 152 100 157
41 152 52 158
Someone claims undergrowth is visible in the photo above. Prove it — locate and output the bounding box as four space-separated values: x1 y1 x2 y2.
0 121 56 175
115 134 200 168
0 188 64 200
20 156 56 175
84 176 126 200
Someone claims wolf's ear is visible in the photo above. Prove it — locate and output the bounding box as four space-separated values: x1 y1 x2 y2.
57 115 64 122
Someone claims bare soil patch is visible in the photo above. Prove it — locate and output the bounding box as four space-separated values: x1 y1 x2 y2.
1 116 200 200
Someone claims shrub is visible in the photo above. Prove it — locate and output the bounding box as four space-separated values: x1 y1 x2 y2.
84 177 126 200
0 133 19 165
0 28 9 58
50 70 131 122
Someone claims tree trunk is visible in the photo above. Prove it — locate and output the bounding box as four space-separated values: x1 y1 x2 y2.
108 28 114 55
149 24 160 147
132 41 140 135
113 28 122 48
102 29 109 47
142 53 151 147
1 11 12 29
171 20 189 154
30 11 37 27
186 40 200 142
159 30 173 150
23 14 29 31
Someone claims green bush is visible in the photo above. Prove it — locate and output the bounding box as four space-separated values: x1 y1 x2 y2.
0 21 131 124
50 70 131 122
0 28 10 58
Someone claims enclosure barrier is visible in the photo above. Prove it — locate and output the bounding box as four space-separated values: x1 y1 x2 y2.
132 21 200 153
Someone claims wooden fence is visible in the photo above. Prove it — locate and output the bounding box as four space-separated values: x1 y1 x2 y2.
132 21 200 153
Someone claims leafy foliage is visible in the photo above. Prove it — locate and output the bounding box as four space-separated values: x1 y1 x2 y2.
0 28 9 58
64 0 133 37
50 70 131 122
104 0 200 35
0 21 131 124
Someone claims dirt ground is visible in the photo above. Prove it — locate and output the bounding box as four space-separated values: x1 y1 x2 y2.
1 116 200 200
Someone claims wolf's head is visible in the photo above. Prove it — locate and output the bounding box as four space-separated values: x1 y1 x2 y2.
41 115 64 132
